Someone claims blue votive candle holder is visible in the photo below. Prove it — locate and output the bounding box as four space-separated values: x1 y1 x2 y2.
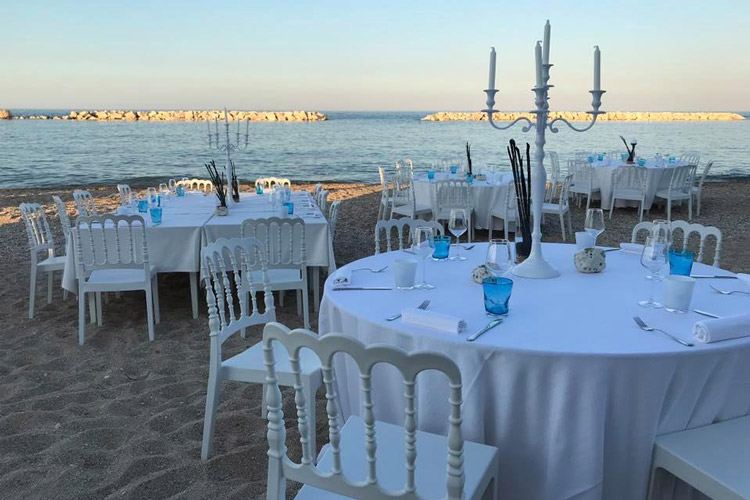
450 165 458 175
138 199 148 213
483 277 513 315
176 186 185 197
427 170 435 180
638 158 647 167
669 249 695 276
150 206 163 225
588 155 595 164
256 184 263 195
669 156 676 164
432 236 451 260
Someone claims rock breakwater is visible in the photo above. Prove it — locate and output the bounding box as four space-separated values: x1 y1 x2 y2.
422 111 745 122
0 109 327 122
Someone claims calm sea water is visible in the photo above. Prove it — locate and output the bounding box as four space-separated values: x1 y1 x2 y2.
1 110 748 188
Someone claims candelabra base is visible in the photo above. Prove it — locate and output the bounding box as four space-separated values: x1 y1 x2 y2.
512 252 560 279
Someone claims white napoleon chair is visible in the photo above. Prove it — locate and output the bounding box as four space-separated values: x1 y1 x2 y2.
199 237 322 462
654 165 693 221
631 220 722 267
390 173 431 220
680 153 701 168
545 151 561 202
313 183 323 201
262 322 500 500
691 160 713 217
542 174 573 242
488 184 518 240
256 177 292 190
609 165 648 221
72 214 160 344
396 158 414 179
316 190 330 215
374 217 444 254
646 416 750 500
328 201 341 243
51 195 73 246
432 179 474 241
177 178 214 193
377 167 394 221
73 189 98 217
116 184 132 206
568 160 600 210
20 203 67 318
241 217 310 329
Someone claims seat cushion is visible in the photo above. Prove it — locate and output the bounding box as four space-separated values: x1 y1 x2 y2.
222 340 321 384
295 416 498 500
38 255 66 271
86 265 156 287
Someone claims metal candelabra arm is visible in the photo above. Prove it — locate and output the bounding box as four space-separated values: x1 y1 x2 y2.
548 90 606 133
483 89 534 132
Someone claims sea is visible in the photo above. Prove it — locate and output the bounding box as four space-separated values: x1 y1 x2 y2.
1 110 748 188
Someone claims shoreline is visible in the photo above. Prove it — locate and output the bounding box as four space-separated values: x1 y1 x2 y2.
0 109 327 122
422 111 746 122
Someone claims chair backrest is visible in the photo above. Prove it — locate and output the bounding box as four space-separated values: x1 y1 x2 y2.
72 190 97 217
630 220 722 267
667 165 692 195
177 178 214 193
374 217 444 254
557 174 573 210
316 190 329 214
240 217 306 269
313 183 323 200
20 203 55 255
612 165 647 193
570 161 594 188
545 152 560 202
433 179 472 216
328 201 341 243
680 153 700 167
696 161 713 188
255 177 292 190
116 184 132 205
396 158 414 179
201 237 276 347
73 215 149 277
51 195 72 245
262 322 466 500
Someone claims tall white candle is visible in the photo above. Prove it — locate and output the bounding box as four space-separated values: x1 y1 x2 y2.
488 47 497 90
543 20 551 65
535 41 543 88
594 45 601 90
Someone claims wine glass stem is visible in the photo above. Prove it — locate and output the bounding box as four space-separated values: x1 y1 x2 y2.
455 236 461 259
422 258 428 285
648 274 656 304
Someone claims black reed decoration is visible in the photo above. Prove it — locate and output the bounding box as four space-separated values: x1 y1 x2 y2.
507 139 532 259
204 159 228 208
230 159 240 202
620 135 637 163
465 142 473 175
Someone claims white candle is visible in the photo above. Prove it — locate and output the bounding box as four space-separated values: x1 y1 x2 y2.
488 47 497 90
594 45 601 90
543 20 551 65
535 41 543 88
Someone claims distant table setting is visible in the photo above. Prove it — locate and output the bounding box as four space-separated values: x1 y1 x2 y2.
319 240 750 499
591 157 687 209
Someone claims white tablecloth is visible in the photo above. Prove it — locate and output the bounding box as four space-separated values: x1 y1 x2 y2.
319 243 750 500
413 172 512 229
592 160 685 210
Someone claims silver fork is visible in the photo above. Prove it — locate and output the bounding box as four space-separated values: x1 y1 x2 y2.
386 299 430 321
632 316 694 347
352 265 388 273
710 285 750 296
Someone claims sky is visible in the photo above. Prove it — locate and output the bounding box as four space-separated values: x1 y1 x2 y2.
1 1 749 111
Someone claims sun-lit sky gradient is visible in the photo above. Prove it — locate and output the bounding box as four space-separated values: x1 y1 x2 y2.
2 1 749 111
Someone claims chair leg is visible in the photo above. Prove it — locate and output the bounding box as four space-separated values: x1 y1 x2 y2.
63 288 68 300
152 276 161 324
279 290 285 307
609 196 615 219
488 218 494 241
190 272 199 319
240 291 249 339
585 194 591 211
88 293 97 324
667 199 672 222
261 382 268 419
688 196 693 220
567 210 572 238
201 371 222 462
95 292 103 327
559 212 566 242
696 193 702 217
47 271 53 305
78 288 86 345
29 264 37 319
302 286 310 329
296 290 302 316
145 286 155 341
639 201 644 222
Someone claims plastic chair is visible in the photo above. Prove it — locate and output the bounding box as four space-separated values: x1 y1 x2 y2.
374 217 444 254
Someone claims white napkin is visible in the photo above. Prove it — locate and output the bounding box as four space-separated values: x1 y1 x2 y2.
620 242 644 254
693 313 750 343
401 308 466 334
332 268 352 288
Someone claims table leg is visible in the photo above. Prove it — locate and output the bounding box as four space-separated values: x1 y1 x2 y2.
190 272 199 319
312 267 320 313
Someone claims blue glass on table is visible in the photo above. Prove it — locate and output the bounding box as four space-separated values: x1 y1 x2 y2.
283 201 294 215
483 277 513 315
638 158 647 167
669 156 676 164
450 165 458 175
427 170 435 180
467 173 474 184
621 153 628 161
669 249 694 276
138 199 148 213
176 186 185 197
150 206 163 225
256 184 264 195
432 236 451 260
597 154 604 161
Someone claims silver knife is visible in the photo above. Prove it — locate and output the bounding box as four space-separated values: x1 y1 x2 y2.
332 287 392 291
691 275 738 279
694 309 721 318
467 318 503 342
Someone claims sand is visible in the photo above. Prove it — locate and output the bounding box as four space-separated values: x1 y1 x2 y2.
1 180 749 500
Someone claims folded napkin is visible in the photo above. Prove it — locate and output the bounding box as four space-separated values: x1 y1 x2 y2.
620 242 645 254
693 313 750 343
332 268 352 288
401 308 466 334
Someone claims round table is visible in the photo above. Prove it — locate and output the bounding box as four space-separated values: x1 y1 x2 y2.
592 160 686 210
319 243 750 500
413 172 513 229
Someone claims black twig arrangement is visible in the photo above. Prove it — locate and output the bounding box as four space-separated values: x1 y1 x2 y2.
230 159 240 202
204 159 228 207
619 135 637 163
465 142 473 175
507 139 532 259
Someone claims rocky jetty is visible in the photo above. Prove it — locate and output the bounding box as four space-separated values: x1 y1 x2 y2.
4 110 327 122
0 109 11 119
422 111 746 122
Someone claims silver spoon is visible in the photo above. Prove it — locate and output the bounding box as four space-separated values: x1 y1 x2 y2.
710 285 750 296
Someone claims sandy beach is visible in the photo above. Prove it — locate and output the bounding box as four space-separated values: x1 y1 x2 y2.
1 180 749 500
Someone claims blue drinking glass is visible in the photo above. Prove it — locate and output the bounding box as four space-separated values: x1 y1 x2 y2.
176 186 185 197
150 206 163 226
138 199 148 213
588 155 595 164
432 236 451 260
283 201 294 215
621 153 628 161
427 170 435 180
597 154 604 161
450 165 458 175
483 277 513 315
256 184 264 195
669 156 676 164
638 158 647 167
669 249 694 276
467 173 474 184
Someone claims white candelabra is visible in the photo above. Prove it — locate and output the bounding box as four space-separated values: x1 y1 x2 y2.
484 20 605 279
206 108 250 204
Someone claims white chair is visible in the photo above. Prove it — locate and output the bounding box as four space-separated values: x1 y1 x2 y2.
116 184 132 206
313 183 323 201
20 203 67 319
199 237 323 462
316 190 329 215
72 214 160 345
542 174 573 241
177 178 214 193
432 179 474 241
396 158 414 179
328 201 341 244
631 220 722 267
390 174 431 220
51 195 72 246
73 190 98 217
568 160 600 210
488 184 517 240
241 217 310 329
377 167 394 221
692 161 713 216
654 165 693 221
255 177 292 190
374 217 444 254
680 153 701 168
647 416 750 500
262 322 500 500
609 165 648 221
545 151 561 202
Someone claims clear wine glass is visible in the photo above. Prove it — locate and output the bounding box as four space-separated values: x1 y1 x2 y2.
645 219 671 280
412 226 436 290
639 236 668 308
584 208 605 247
486 239 513 276
448 208 468 261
